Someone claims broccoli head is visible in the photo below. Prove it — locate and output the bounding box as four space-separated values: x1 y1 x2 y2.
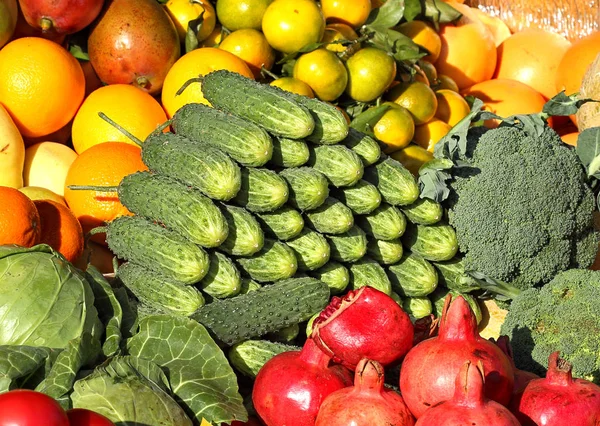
448 124 598 290
500 268 600 382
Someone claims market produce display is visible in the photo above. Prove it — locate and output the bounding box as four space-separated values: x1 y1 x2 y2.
1 0 600 424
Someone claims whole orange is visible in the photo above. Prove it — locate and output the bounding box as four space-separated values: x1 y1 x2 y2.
385 80 438 125
435 1 496 90
320 0 371 29
494 29 571 100
164 0 217 43
72 84 168 154
161 47 254 117
34 199 84 262
556 31 600 97
413 118 452 152
219 28 275 78
396 20 442 63
0 186 41 247
63 142 148 241
293 48 348 101
435 89 470 126
270 77 315 98
0 37 84 138
560 132 579 146
345 47 397 103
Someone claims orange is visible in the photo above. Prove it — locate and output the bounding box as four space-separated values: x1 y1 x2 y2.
436 74 459 92
262 0 325 54
219 29 275 78
216 0 273 31
81 60 103 97
461 78 548 128
322 23 359 53
293 48 348 101
345 47 397 102
561 132 579 146
494 29 571 100
270 77 315 98
72 84 168 154
435 89 470 126
396 20 442 63
470 7 511 46
164 0 217 43
390 143 434 176
413 118 452 152
0 37 84 138
0 186 41 247
320 0 371 29
417 60 437 86
34 199 84 263
19 186 67 206
64 142 148 241
162 47 254 117
385 80 438 125
373 102 415 153
435 1 496 90
201 24 226 47
556 31 600 97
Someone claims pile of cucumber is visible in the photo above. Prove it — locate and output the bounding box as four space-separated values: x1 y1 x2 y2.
104 69 463 362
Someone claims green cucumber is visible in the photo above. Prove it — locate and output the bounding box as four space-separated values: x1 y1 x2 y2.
348 257 392 295
237 239 298 282
333 180 381 214
326 225 367 263
286 228 330 271
305 197 354 235
233 167 289 213
356 203 407 241
432 257 480 293
228 340 300 378
401 198 443 225
390 292 403 306
286 93 349 144
311 261 350 295
387 252 438 297
430 287 483 324
193 277 330 345
367 238 404 265
256 206 305 241
172 102 273 167
239 278 262 294
270 136 310 168
142 132 241 201
401 223 458 262
219 204 264 256
280 167 329 211
266 323 300 343
403 296 433 320
342 128 381 166
201 70 315 139
199 251 242 299
363 157 419 206
309 145 364 187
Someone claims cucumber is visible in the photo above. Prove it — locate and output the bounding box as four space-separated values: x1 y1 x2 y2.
142 132 241 201
199 251 242 299
193 277 330 345
367 238 404 265
401 198 443 225
430 287 483 324
310 261 350 295
342 128 381 166
201 70 315 139
266 323 300 343
401 223 458 262
326 225 367 263
172 102 273 167
333 180 381 214
286 93 349 144
256 206 304 241
228 340 300 378
270 136 310 168
348 257 392 295
356 203 407 241
237 239 298 282
305 197 354 235
219 204 264 256
390 292 403 306
118 171 229 248
432 257 480 293
280 167 329 211
387 252 438 297
233 167 289 213
105 216 209 285
309 145 364 187
305 312 320 337
403 296 433 320
239 278 262 294
363 157 419 206
117 263 205 317
286 228 330 271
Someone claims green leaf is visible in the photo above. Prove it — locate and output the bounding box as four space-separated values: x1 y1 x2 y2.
417 158 454 201
350 103 392 137
112 287 139 341
404 0 423 21
504 114 547 137
127 315 247 425
185 12 205 53
0 346 52 392
69 44 89 61
576 127 600 178
365 0 405 29
434 97 486 160
542 91 598 116
424 0 462 25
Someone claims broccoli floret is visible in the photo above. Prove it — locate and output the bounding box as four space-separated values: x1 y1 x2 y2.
500 269 600 382
448 124 598 290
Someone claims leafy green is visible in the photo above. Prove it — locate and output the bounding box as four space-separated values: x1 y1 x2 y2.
576 127 600 179
0 346 52 392
350 103 391 137
365 0 405 29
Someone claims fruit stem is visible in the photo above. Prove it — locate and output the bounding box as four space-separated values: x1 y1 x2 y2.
176 77 204 96
39 17 54 32
88 226 108 236
67 185 118 192
98 112 143 147
135 76 150 90
261 67 280 81
546 352 574 386
354 359 384 394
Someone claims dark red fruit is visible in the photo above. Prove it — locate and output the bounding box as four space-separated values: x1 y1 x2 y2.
491 335 539 394
18 0 103 35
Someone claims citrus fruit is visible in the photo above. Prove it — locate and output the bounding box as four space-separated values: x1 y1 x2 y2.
396 20 442 63
270 77 315 98
161 47 254 117
0 37 85 138
436 74 459 92
261 0 325 54
201 24 226 47
81 59 103 97
470 6 511 46
23 142 78 196
345 47 397 102
219 28 275 78
434 89 470 126
19 186 67 206
494 29 571 100
417 60 437 86
320 0 371 29
461 78 547 128
373 103 415 154
390 143 434 176
556 31 600 97
0 186 41 247
63 142 148 240
34 199 84 262
216 0 273 31
164 0 216 43
560 132 579 146
23 120 73 147
413 118 452 152
385 80 438 125
435 1 496 89
322 23 359 53
72 84 168 154
293 48 348 101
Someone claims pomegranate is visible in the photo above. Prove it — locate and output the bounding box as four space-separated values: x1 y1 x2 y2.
315 358 415 426
510 351 600 426
415 361 521 425
252 338 352 426
229 418 263 426
18 0 103 35
399 295 514 418
491 335 539 394
311 286 414 369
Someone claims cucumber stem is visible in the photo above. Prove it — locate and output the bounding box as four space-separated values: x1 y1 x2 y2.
67 185 118 192
176 77 203 96
97 112 144 147
88 226 108 236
